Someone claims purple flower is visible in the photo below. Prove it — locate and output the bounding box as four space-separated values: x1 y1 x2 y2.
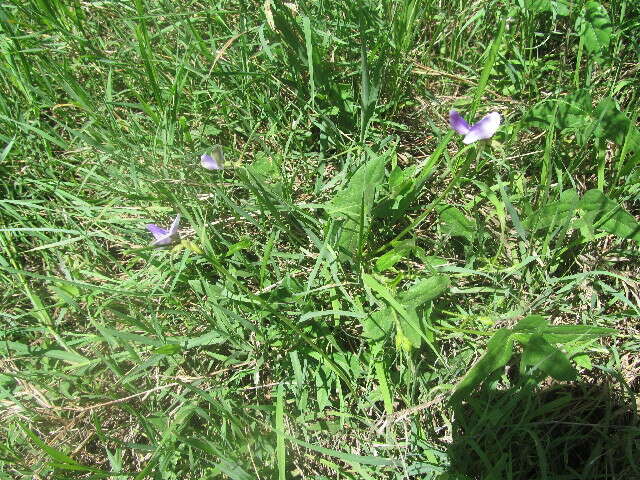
201 145 224 170
449 110 501 144
146 214 180 247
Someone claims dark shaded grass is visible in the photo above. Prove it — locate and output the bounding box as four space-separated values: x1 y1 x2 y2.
449 379 640 479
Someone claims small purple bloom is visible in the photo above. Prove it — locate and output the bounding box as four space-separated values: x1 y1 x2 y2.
146 214 180 247
449 110 501 144
201 145 225 170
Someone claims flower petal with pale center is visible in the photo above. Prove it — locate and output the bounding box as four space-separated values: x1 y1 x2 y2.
449 110 501 144
463 112 501 144
146 215 181 247
201 146 225 170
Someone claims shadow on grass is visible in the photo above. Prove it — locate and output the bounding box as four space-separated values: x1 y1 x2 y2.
446 378 640 479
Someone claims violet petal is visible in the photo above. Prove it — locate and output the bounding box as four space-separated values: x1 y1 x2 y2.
463 112 501 144
146 224 169 239
151 233 177 247
201 146 224 170
449 110 471 135
146 215 181 247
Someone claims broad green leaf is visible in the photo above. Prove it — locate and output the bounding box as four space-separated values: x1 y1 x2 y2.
326 155 386 259
244 154 284 197
374 360 393 414
398 275 450 308
437 204 475 242
395 325 415 352
373 164 418 220
538 324 616 343
362 273 412 319
524 189 579 232
512 317 616 344
521 334 577 380
374 239 414 272
593 98 640 150
44 349 90 366
526 0 552 12
397 307 428 350
388 165 417 197
226 238 252 257
326 155 386 220
396 275 450 350
184 330 226 348
153 344 182 355
525 0 569 16
580 189 640 242
578 2 612 55
512 315 548 332
361 309 393 342
450 329 514 404
523 89 592 131
361 275 449 348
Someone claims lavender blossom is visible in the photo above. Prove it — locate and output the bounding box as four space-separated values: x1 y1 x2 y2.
146 214 181 247
449 110 501 144
201 145 225 170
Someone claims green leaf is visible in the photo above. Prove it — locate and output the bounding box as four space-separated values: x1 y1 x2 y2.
374 360 393 414
512 317 616 344
526 0 551 12
286 434 397 467
326 154 386 259
395 275 450 350
523 89 592 131
361 309 394 343
512 315 549 333
226 238 252 257
580 189 640 243
524 189 579 232
578 2 612 55
397 307 427 350
183 330 226 349
374 239 414 272
437 204 476 242
526 0 569 16
388 165 417 197
593 98 640 150
44 349 90 366
326 156 385 220
373 165 419 220
395 324 415 352
361 275 449 348
537 324 616 343
521 334 577 380
153 344 182 355
398 275 451 308
450 329 514 404
244 155 284 197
